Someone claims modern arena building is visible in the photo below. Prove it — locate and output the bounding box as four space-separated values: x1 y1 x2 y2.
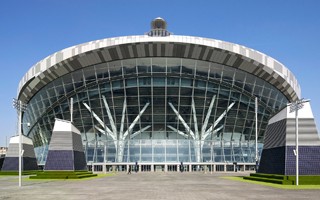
17 18 301 172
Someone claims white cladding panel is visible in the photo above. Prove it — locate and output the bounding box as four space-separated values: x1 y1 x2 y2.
9 135 34 145
18 35 301 99
268 101 314 125
53 118 81 135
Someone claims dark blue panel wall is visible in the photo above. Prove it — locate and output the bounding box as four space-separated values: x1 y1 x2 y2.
258 146 320 175
2 157 19 171
0 157 4 170
45 150 87 171
286 146 320 175
23 157 38 170
1 157 38 171
258 146 286 175
73 151 87 171
45 150 74 170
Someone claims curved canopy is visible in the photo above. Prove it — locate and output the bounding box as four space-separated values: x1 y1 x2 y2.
18 35 300 103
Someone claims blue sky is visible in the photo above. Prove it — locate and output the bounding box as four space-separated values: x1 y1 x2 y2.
0 0 319 147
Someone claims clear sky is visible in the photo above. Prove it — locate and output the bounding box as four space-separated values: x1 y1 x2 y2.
0 0 319 147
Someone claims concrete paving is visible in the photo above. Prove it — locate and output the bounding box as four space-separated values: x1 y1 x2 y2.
0 172 319 200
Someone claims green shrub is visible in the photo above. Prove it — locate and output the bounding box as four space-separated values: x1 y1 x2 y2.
29 171 97 179
244 173 320 185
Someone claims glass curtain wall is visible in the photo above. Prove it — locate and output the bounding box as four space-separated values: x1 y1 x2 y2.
23 58 288 165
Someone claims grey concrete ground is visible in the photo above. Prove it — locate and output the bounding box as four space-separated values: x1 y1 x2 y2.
0 172 319 200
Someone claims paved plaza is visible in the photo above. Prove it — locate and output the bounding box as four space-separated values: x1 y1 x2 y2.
0 172 319 200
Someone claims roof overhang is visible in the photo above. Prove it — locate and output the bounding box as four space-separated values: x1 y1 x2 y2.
18 35 301 103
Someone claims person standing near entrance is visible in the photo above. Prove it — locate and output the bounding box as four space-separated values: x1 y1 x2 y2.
135 162 138 173
128 165 131 174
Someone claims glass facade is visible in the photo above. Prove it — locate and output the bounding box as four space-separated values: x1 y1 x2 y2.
23 57 288 165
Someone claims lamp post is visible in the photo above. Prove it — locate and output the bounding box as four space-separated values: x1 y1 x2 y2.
210 140 214 174
255 97 258 172
289 99 309 186
13 98 27 188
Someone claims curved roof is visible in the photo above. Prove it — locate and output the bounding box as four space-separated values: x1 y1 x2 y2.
17 35 301 103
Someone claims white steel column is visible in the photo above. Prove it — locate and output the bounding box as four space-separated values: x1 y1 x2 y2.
201 95 216 134
119 99 127 139
123 103 150 139
70 98 73 123
205 102 235 134
255 97 258 172
191 98 199 139
168 102 195 139
289 99 309 186
169 100 235 163
102 95 117 135
13 98 27 188
295 107 299 186
18 107 22 187
130 125 151 139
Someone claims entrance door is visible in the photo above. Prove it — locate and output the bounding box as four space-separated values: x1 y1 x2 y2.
167 165 177 172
